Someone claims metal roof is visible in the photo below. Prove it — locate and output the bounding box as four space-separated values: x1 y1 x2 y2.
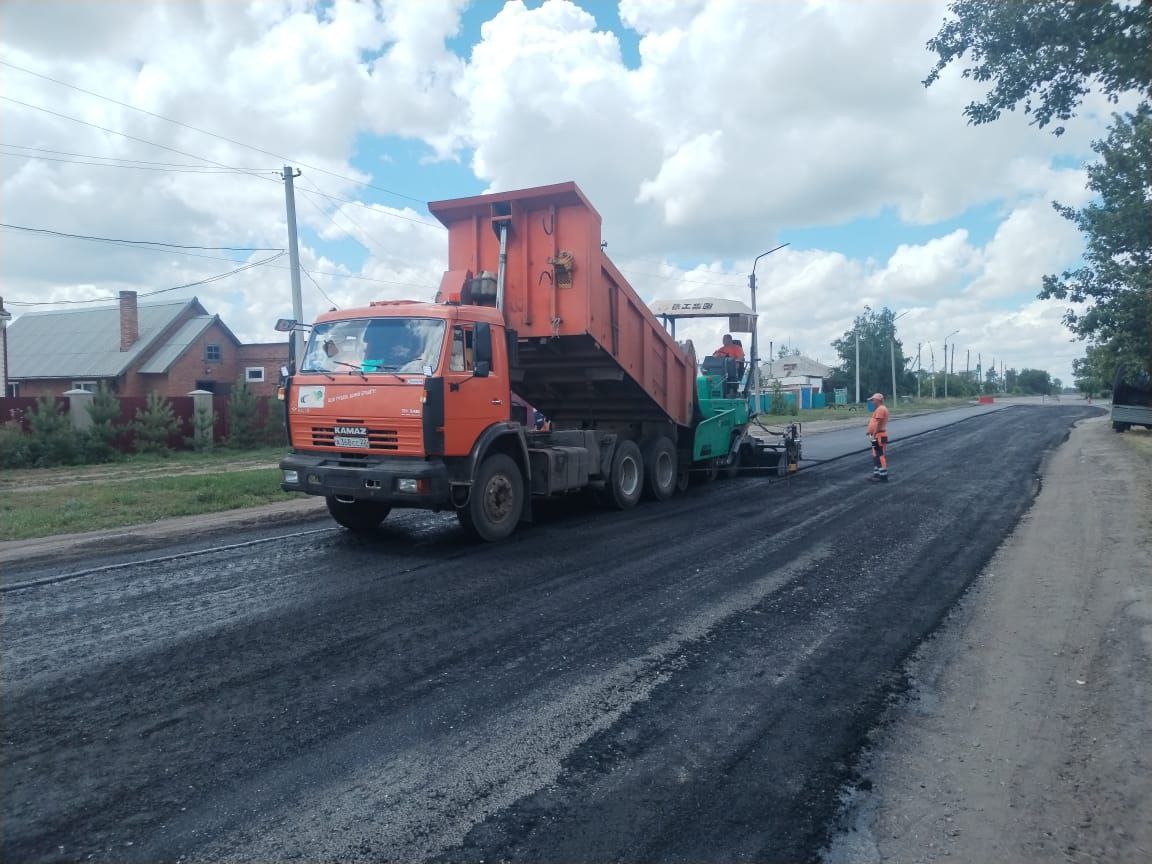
137 316 216 374
6 298 202 379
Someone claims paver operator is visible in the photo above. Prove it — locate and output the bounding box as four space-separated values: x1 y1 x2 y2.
867 392 890 482
713 334 745 361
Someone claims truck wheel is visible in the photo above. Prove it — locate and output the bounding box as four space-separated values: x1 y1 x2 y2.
326 496 391 533
458 453 523 542
722 443 743 479
675 463 691 492
643 437 678 501
604 439 643 509
1112 422 1129 433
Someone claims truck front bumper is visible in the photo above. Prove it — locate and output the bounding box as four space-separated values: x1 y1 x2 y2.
279 452 451 506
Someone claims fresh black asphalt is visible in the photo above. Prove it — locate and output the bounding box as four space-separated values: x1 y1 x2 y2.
0 405 1099 863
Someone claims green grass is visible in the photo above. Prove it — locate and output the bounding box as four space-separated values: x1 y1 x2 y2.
0 469 296 541
0 446 286 490
759 397 975 425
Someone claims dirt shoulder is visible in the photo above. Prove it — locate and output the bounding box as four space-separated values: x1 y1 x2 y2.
826 418 1152 863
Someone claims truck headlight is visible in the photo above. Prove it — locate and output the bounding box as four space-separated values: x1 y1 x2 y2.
397 478 418 493
283 470 299 484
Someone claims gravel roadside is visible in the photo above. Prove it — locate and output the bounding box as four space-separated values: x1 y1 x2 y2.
825 416 1152 863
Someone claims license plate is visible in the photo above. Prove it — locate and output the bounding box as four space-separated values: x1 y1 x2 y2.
333 435 370 448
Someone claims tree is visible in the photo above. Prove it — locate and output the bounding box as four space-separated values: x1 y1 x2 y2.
1016 368 1053 394
924 0 1151 136
1072 343 1116 395
830 307 914 400
133 392 180 455
227 377 261 449
82 383 122 463
926 1 1152 378
1039 107 1152 376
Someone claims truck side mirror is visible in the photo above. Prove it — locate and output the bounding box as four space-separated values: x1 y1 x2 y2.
474 322 492 378
274 318 297 332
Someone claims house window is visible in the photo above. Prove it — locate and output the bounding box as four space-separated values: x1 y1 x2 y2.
72 381 97 393
205 343 222 362
5 382 18 398
245 367 265 383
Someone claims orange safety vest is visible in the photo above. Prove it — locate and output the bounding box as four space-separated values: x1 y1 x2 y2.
713 344 745 361
867 404 889 437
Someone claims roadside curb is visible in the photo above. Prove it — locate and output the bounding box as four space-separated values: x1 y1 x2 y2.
0 497 327 570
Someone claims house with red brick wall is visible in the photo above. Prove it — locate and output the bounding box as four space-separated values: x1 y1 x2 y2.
5 291 287 399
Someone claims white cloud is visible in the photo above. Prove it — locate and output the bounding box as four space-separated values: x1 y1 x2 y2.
0 0 1115 386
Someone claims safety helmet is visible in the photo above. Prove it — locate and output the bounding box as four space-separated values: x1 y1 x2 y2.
870 392 885 402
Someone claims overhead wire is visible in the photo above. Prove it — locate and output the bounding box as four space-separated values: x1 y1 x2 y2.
1 223 284 252
0 142 273 171
0 58 427 205
5 252 286 306
0 95 443 232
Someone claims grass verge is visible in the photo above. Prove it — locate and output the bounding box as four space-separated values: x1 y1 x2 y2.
0 469 297 542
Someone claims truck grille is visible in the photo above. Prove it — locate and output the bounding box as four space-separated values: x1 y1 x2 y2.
311 424 400 450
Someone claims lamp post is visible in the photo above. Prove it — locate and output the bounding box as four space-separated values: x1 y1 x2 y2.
890 310 909 405
749 243 790 414
943 329 959 399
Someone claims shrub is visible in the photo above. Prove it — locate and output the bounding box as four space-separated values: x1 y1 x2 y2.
0 422 32 468
260 397 288 447
27 396 78 467
227 377 262 449
80 383 122 463
133 392 180 455
769 380 786 416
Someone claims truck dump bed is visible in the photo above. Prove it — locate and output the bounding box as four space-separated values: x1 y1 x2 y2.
428 182 696 427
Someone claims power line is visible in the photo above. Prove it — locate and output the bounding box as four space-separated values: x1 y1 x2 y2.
0 150 269 174
301 265 340 309
0 95 284 185
1 58 428 205
5 252 286 307
0 142 271 170
1 222 284 252
1 95 441 233
297 183 391 258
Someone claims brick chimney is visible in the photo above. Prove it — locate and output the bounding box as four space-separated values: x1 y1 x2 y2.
119 290 139 351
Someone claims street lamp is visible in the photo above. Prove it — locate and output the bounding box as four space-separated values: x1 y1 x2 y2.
943 329 959 399
855 304 871 404
749 243 790 413
890 311 909 405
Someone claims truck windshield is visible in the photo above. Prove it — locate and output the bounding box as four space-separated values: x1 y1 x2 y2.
302 318 446 375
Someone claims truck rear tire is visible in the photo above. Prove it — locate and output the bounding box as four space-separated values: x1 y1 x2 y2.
326 496 391 534
603 439 643 510
458 453 524 542
643 437 678 501
1113 421 1130 432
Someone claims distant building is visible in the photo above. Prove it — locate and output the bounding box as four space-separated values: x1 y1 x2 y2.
760 354 832 408
5 291 286 399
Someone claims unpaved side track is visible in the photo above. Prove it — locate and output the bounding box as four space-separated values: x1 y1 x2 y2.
826 417 1152 863
1 406 1097 863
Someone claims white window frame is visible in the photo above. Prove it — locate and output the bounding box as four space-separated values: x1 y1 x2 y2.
72 380 97 392
205 343 222 362
5 382 19 398
245 366 265 383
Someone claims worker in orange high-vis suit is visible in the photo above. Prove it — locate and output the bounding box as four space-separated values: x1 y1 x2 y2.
867 392 890 482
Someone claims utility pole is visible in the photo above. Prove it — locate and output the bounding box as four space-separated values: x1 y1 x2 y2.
916 342 922 399
951 342 956 392
943 330 958 399
282 165 305 362
855 328 860 405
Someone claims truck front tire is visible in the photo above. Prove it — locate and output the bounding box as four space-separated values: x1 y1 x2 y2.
458 453 524 542
326 496 391 533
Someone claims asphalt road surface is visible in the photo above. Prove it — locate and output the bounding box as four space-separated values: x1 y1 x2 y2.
1 405 1099 863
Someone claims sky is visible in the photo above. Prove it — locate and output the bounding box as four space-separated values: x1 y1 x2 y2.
0 0 1124 387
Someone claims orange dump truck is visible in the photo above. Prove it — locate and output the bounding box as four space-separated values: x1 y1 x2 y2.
278 182 786 540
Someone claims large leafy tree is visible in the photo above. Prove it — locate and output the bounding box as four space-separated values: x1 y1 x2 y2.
925 0 1152 378
830 307 915 400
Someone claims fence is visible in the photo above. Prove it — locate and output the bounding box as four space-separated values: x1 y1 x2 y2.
0 393 283 453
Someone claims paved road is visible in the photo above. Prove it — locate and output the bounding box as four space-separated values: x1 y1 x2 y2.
1 404 1100 863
